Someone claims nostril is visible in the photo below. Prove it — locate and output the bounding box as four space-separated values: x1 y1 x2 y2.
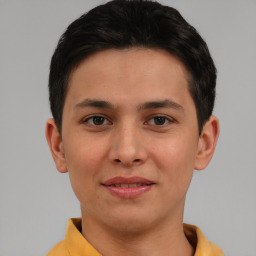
114 158 140 163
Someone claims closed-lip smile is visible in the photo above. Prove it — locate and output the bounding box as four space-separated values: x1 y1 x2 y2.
101 176 155 199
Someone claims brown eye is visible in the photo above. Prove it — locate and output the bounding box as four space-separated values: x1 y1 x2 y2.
83 115 111 126
146 115 174 126
92 116 105 125
153 116 167 125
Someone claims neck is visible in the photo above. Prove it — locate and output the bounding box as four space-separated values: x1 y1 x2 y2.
81 209 194 256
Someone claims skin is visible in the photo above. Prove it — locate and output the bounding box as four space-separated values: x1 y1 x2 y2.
46 48 219 256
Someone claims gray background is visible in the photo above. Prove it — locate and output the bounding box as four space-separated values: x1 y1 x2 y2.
1 0 255 255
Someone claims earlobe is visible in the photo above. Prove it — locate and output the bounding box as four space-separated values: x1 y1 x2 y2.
194 116 219 170
45 118 68 173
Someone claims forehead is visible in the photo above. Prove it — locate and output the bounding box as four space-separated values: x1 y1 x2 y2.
67 48 190 102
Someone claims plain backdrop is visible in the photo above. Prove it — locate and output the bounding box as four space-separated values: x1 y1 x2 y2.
0 0 256 255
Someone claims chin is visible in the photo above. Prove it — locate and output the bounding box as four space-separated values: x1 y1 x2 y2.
103 210 158 234
111 220 151 234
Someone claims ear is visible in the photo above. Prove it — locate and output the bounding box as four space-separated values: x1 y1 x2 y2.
45 118 68 173
194 116 220 170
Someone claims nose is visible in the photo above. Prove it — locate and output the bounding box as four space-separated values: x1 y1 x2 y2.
108 124 148 167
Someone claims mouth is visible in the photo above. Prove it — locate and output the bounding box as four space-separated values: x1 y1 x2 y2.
106 183 151 188
101 176 155 199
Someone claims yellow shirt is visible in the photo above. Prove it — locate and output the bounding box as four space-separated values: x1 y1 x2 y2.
47 218 224 256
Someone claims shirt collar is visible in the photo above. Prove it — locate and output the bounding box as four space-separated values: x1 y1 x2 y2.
65 218 102 256
65 218 223 256
184 223 224 256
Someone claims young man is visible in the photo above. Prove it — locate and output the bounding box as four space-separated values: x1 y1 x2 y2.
46 0 223 255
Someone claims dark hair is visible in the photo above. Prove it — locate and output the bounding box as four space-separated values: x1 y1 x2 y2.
49 0 216 134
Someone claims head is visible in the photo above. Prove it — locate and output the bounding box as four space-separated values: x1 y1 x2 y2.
46 0 219 236
49 0 216 135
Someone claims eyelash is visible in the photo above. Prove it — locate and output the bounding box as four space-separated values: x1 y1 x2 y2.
82 115 112 126
82 115 175 127
145 115 174 126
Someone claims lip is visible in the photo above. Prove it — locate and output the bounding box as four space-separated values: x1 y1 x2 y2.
101 176 155 199
102 176 155 186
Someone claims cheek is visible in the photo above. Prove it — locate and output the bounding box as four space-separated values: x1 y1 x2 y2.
64 134 107 172
151 134 198 188
63 136 108 199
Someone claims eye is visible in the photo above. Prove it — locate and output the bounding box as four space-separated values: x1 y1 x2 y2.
146 115 174 126
83 115 112 126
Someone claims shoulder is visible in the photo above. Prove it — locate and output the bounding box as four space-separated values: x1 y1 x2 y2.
46 240 70 256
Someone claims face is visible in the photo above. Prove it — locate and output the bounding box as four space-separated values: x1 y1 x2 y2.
47 48 219 233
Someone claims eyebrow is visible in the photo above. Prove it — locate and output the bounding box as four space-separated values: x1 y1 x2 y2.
75 98 184 112
137 99 184 112
75 98 115 109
